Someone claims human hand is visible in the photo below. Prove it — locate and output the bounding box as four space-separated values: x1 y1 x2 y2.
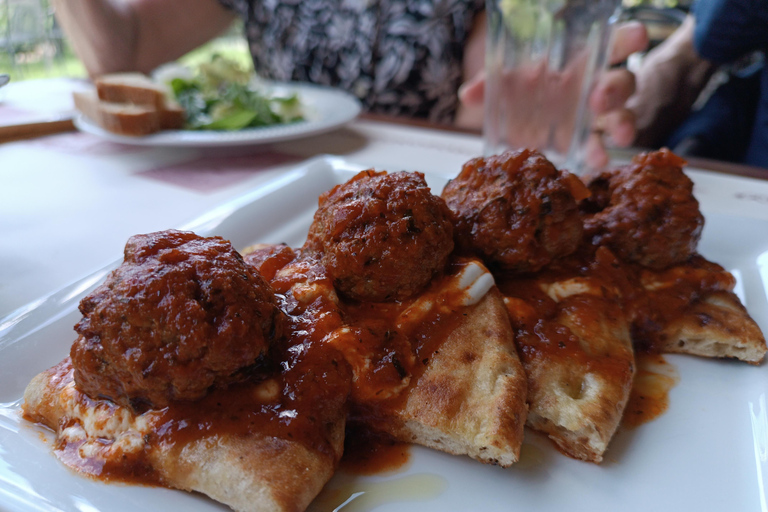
586 21 649 167
459 21 649 169
625 16 715 149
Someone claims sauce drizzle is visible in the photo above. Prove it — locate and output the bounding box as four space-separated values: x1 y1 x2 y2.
623 352 679 428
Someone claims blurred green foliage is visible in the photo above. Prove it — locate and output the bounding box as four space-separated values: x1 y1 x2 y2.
498 0 565 41
178 35 251 71
0 0 249 81
622 0 679 7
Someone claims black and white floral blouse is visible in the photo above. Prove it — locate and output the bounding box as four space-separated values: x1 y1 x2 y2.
217 0 484 123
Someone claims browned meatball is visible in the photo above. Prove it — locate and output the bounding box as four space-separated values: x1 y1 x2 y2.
305 170 454 302
442 149 589 273
71 230 284 410
582 149 704 269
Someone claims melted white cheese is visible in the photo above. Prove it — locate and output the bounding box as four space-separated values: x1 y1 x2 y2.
541 278 601 302
58 380 158 461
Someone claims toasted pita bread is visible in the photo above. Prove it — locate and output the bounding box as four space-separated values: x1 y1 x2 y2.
498 247 635 463
364 286 528 467
245 248 529 468
638 260 767 364
23 356 347 512
24 241 352 512
659 290 767 363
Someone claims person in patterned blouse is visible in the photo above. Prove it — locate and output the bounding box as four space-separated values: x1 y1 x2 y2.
51 0 646 166
218 0 484 125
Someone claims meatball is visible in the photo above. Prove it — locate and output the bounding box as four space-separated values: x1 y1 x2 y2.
582 149 703 269
71 230 284 410
442 149 588 273
305 170 454 302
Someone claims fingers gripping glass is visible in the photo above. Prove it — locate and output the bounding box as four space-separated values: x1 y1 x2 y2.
483 0 621 174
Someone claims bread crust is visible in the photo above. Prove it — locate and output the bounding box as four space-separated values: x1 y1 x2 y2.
381 288 528 467
23 359 343 512
656 290 767 364
502 273 635 463
95 73 168 110
74 90 161 136
74 74 185 136
636 257 767 364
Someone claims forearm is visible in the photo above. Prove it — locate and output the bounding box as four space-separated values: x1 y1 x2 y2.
454 10 486 129
130 0 236 74
51 0 137 76
628 16 716 148
52 0 237 77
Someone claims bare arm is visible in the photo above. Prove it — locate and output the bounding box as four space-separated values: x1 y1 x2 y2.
453 10 485 129
626 15 716 149
51 0 237 77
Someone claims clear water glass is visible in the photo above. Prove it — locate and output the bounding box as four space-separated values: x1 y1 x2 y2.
483 0 622 174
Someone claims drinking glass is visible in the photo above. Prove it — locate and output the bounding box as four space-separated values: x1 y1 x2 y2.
483 0 622 174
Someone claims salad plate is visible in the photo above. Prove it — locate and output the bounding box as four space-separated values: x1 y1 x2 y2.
0 156 766 512
73 82 361 147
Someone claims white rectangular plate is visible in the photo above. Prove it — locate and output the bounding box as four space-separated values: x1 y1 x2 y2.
1 156 767 512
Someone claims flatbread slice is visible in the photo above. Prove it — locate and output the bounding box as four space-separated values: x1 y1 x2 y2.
659 291 767 363
245 247 529 468
338 260 527 467
24 243 351 512
638 257 767 364
23 354 347 512
363 286 528 467
498 249 636 463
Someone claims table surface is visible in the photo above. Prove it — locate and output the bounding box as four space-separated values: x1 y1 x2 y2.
1 77 766 320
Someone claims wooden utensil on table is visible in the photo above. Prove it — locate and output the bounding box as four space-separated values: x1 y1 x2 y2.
0 75 78 143
0 117 77 144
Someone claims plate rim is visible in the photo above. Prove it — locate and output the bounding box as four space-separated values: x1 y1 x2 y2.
72 81 362 147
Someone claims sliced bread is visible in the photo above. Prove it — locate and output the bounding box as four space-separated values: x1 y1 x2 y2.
73 90 161 136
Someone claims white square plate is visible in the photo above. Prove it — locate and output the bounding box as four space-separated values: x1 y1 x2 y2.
1 156 767 512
